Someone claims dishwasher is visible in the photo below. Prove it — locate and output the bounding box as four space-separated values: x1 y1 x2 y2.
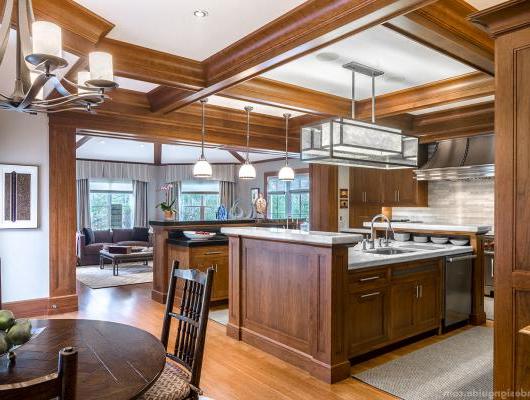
443 253 475 330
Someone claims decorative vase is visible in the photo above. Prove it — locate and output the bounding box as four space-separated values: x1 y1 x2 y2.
163 210 175 220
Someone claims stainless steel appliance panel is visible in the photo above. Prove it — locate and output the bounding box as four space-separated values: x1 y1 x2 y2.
444 253 474 328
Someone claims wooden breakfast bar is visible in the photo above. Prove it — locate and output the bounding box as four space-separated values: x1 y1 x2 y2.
221 227 363 383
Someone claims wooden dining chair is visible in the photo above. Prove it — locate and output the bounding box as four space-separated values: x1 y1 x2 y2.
0 346 78 400
141 261 214 400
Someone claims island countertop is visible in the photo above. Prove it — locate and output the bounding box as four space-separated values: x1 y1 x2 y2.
221 227 363 245
348 241 473 270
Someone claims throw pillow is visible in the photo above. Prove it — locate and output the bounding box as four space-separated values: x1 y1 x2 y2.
132 227 149 242
82 227 95 245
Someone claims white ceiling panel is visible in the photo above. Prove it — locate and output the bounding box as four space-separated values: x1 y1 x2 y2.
77 137 154 163
73 0 306 61
114 76 159 93
208 95 304 118
410 95 494 115
262 25 475 101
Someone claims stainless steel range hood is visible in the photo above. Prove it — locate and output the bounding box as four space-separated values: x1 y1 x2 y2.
414 134 494 181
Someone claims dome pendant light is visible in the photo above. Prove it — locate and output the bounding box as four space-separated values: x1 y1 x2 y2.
193 99 213 178
238 106 257 180
278 113 295 182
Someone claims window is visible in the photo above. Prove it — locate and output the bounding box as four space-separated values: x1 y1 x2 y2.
89 180 134 230
266 172 310 220
180 180 220 221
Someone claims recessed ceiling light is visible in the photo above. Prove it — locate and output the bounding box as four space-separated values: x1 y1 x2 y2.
193 10 208 18
316 52 340 62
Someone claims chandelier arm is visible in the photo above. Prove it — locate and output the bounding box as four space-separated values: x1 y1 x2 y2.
17 0 33 92
0 0 14 67
49 75 73 97
30 93 106 108
16 72 50 110
26 106 93 114
27 0 35 24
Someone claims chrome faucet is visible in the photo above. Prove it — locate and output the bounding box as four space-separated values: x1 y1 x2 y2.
369 214 394 248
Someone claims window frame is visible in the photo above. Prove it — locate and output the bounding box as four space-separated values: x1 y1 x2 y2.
263 168 310 220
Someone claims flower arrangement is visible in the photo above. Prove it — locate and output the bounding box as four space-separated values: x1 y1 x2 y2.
157 184 176 219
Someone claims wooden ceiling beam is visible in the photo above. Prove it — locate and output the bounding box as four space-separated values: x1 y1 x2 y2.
412 100 494 143
150 0 437 114
384 0 494 75
355 72 494 119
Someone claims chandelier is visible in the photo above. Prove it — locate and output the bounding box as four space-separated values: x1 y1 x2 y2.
300 61 418 169
0 0 117 114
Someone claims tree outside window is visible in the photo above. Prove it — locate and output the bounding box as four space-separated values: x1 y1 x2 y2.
266 172 310 220
180 180 220 221
89 180 134 230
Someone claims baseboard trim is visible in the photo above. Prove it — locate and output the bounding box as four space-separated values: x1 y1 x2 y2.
3 294 78 318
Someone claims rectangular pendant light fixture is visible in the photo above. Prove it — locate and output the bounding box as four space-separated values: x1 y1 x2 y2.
300 62 419 169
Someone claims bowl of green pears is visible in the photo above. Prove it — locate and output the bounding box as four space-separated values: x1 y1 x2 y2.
0 310 32 355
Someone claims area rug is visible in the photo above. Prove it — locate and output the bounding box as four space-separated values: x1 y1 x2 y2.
353 326 493 400
209 308 229 326
76 263 153 289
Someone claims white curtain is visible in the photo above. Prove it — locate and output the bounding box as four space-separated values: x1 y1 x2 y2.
164 164 236 183
220 181 235 209
76 179 90 230
77 160 153 182
133 180 148 227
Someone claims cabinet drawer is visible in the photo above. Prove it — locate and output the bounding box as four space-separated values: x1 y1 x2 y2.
348 268 389 292
191 245 228 259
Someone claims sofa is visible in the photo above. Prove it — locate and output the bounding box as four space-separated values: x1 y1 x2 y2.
76 227 152 266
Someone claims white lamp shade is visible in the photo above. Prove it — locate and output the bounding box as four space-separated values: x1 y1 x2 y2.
89 52 114 82
238 161 256 180
193 158 213 178
30 72 44 100
278 165 295 181
32 21 62 57
77 71 91 94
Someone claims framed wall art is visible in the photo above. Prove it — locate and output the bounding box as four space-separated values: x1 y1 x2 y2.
250 187 260 204
0 164 39 229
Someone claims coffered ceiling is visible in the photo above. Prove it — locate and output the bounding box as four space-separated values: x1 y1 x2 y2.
262 25 475 100
73 0 306 60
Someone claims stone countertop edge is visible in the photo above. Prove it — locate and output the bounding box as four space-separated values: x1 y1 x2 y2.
221 227 364 245
348 245 473 270
363 222 492 233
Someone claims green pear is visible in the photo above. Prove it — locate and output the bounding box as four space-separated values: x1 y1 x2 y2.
6 320 32 346
0 331 9 354
0 310 15 331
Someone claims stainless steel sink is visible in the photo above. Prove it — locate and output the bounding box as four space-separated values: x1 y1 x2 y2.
364 248 417 255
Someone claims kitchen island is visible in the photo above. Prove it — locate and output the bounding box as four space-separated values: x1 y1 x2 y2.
222 227 474 383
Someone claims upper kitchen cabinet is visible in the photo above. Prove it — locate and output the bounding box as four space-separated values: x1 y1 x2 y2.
350 167 427 207
384 169 427 207
350 167 383 205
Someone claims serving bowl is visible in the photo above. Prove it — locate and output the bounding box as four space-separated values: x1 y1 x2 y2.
430 237 449 244
183 231 217 240
413 235 429 243
393 232 411 242
450 238 469 246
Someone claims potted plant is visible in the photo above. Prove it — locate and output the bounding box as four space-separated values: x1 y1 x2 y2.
157 184 177 220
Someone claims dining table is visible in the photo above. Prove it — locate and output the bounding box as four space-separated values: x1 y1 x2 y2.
0 319 166 399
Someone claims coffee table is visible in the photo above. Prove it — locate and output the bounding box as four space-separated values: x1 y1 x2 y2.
99 248 153 276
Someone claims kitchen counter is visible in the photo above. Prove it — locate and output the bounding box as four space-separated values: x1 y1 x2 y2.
348 241 473 270
363 221 491 234
167 236 228 247
221 227 363 245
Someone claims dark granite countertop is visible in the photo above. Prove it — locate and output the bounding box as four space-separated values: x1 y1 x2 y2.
167 237 228 247
150 219 256 227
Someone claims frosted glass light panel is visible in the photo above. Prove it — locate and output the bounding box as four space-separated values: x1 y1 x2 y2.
301 117 418 169
89 52 114 82
32 21 62 57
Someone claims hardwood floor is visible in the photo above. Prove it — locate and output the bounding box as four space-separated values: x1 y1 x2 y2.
49 282 491 400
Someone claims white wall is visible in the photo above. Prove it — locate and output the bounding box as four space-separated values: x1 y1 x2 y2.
0 110 50 302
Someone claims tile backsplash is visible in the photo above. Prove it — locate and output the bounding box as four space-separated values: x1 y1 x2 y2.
391 178 494 227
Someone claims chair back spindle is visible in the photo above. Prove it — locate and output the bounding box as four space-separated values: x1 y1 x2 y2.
161 260 214 390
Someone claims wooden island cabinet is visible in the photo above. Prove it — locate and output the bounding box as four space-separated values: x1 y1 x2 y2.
222 227 445 383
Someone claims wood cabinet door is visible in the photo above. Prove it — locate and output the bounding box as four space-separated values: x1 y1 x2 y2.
383 170 399 205
191 245 229 301
395 169 417 206
414 274 440 331
390 280 417 339
211 255 229 301
350 168 382 205
347 287 390 356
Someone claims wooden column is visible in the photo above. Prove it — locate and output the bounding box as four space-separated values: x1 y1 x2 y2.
471 1 530 394
310 164 338 232
48 122 78 314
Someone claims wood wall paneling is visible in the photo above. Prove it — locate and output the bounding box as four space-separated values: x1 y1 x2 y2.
310 164 338 232
49 123 78 313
